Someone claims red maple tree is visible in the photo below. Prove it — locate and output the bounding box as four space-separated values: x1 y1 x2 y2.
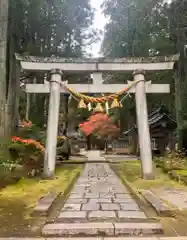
79 112 120 138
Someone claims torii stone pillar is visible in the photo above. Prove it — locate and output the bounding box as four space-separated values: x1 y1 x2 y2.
43 69 62 179
133 70 153 179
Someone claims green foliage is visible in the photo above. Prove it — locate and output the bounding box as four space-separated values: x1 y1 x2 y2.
108 107 120 125
154 148 187 185
18 125 42 140
7 136 44 177
10 0 98 128
0 163 24 187
155 149 186 172
57 137 71 159
100 0 177 132
169 169 187 185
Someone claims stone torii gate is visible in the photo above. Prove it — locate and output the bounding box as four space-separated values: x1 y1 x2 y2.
16 54 179 179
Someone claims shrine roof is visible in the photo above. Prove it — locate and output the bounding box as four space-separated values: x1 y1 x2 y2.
15 53 179 64
123 106 176 136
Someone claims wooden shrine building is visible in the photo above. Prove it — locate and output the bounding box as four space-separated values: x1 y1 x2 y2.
123 106 177 155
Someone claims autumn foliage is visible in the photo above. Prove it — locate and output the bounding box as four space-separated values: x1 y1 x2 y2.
79 112 120 138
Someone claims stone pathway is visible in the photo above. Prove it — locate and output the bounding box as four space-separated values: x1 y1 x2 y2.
42 151 163 237
56 163 147 222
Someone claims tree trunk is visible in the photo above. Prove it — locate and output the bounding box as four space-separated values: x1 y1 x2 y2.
7 48 20 135
174 69 183 149
0 0 9 145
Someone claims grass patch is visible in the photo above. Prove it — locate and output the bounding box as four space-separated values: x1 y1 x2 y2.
114 160 186 190
113 161 187 236
0 164 82 237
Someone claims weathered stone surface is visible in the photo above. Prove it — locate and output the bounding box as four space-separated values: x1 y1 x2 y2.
68 193 84 199
88 198 112 204
114 222 164 236
141 190 169 215
33 192 57 216
120 203 140 211
101 203 120 211
118 211 147 219
112 187 128 193
115 194 133 199
159 238 187 240
66 198 87 204
113 198 135 203
100 193 115 198
159 190 187 210
104 237 158 240
82 202 100 211
88 211 116 220
58 211 87 221
62 204 81 211
42 222 114 236
84 193 100 198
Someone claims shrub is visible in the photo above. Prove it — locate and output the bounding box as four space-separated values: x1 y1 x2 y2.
57 136 71 159
9 136 44 176
0 163 25 187
169 169 187 185
18 122 43 140
154 149 187 172
164 150 186 171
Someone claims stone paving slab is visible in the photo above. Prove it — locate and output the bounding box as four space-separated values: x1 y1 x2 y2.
42 222 163 237
113 198 135 203
114 222 164 236
89 198 112 203
101 203 120 211
33 192 58 216
1 237 187 240
118 211 147 219
82 202 100 211
57 211 87 221
141 190 170 216
42 222 114 236
88 211 116 220
63 204 81 211
66 198 88 204
120 203 140 211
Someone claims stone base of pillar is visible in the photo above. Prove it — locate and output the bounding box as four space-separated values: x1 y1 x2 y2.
142 173 155 180
42 172 55 180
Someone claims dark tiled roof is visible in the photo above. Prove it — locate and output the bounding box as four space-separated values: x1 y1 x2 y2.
123 107 176 136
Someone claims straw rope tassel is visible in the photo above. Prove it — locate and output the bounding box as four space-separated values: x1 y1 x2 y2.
105 101 109 114
111 99 120 108
94 103 104 112
87 102 92 111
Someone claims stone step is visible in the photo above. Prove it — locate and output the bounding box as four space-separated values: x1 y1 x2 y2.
42 222 164 237
2 237 187 240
